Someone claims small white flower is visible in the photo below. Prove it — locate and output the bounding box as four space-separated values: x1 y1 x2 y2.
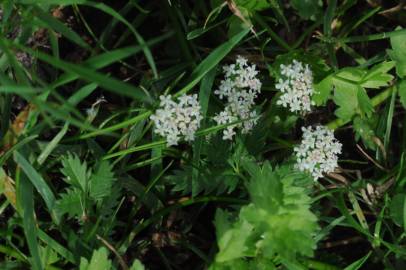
294 125 342 181
276 60 315 114
151 94 202 146
214 56 261 140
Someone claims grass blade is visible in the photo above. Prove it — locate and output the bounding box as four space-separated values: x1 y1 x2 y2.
16 171 43 270
14 151 58 223
176 28 250 96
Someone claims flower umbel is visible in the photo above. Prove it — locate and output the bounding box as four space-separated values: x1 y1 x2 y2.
294 125 342 180
276 60 315 114
150 94 202 146
214 55 261 140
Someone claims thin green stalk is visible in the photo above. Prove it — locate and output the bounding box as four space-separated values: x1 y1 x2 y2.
253 13 291 51
339 28 406 44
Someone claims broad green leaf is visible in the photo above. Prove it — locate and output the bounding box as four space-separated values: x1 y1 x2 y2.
398 80 406 109
89 160 116 201
388 27 406 78
333 80 359 121
290 0 321 19
361 61 395 89
335 68 366 83
313 75 333 105
235 0 273 11
130 259 145 270
214 209 253 262
389 193 406 228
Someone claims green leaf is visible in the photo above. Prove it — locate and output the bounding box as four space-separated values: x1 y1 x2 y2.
34 7 90 50
235 0 273 11
55 189 83 219
214 209 254 262
360 61 395 89
333 75 374 121
344 252 372 270
290 0 321 19
37 123 69 165
176 28 249 96
13 151 57 222
398 80 406 109
353 116 377 150
130 259 145 270
389 193 406 228
388 27 406 78
17 175 43 270
333 80 360 121
79 247 112 270
60 153 90 192
357 87 374 117
313 75 333 105
89 160 116 201
212 164 318 267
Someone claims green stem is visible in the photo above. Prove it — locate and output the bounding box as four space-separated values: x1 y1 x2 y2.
339 28 406 43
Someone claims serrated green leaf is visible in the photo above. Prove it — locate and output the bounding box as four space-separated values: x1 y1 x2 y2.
55 189 83 219
80 247 111 270
60 153 90 192
353 116 377 150
89 160 116 201
212 164 318 267
357 87 374 117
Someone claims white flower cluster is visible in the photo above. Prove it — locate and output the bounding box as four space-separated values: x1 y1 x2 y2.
213 56 262 140
150 94 202 146
294 125 342 180
276 60 315 114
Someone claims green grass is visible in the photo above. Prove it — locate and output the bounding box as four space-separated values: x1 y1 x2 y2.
1 0 406 269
